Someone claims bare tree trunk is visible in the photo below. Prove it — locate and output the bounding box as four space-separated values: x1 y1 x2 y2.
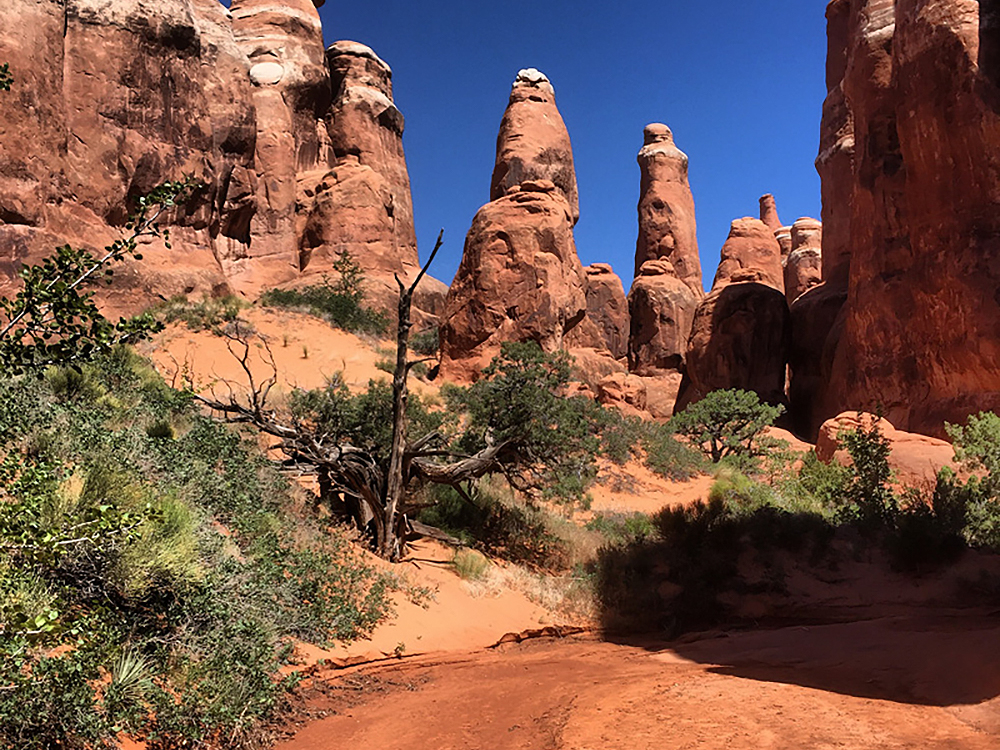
380 231 444 561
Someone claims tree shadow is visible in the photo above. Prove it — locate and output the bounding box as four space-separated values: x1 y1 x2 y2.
592 499 1000 707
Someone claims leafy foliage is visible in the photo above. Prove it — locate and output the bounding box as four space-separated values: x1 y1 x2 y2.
0 63 11 91
0 180 198 375
670 389 784 463
153 293 246 333
260 250 388 335
948 411 1000 496
0 349 399 748
838 417 897 525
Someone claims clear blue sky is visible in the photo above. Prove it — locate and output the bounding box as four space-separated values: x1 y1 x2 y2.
318 1 828 290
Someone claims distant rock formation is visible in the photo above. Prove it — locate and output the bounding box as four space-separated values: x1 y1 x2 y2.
0 2 443 320
627 260 698 377
712 218 785 293
678 218 789 410
759 194 783 234
784 218 823 304
633 124 703 295
491 69 580 225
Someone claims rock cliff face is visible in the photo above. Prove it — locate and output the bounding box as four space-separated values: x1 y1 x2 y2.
633 124 703 294
807 0 1000 437
580 264 629 360
0 2 442 319
679 218 790 410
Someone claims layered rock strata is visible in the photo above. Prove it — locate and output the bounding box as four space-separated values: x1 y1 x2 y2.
784 218 823 304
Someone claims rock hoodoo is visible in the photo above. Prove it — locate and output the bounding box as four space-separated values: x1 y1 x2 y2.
440 180 587 380
712 218 784 293
759 194 784 234
633 124 703 295
490 69 580 225
679 218 790 410
784 217 823 304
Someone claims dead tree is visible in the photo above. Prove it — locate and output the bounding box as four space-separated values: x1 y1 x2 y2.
197 233 520 561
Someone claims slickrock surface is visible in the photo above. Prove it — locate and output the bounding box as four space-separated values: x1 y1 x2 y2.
490 69 580 225
633 124 703 295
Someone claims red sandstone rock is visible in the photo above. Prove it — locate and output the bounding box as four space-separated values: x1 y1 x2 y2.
634 124 703 295
627 260 700 377
784 218 823 304
775 227 793 259
440 182 587 380
759 194 783 233
597 373 648 414
490 69 579 225
678 279 791 410
816 412 957 491
822 0 1000 437
581 264 629 360
712 218 784 293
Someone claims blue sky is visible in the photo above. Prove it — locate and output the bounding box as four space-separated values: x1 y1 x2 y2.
318 1 828 290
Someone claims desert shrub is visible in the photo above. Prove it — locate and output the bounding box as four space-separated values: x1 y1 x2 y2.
639 421 706 480
793 450 851 507
453 548 490 581
154 293 246 332
259 250 388 335
670 389 784 464
417 479 569 568
838 416 897 526
410 326 439 356
586 512 657 546
0 348 399 748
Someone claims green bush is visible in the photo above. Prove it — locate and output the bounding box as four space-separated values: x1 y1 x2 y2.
259 250 388 335
153 293 246 332
453 549 490 581
0 348 399 748
410 326 439 356
640 421 706 480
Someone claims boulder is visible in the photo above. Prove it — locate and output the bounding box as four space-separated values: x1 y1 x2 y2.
633 124 703 295
490 69 579 224
784 217 823 304
440 182 587 380
627 260 700 377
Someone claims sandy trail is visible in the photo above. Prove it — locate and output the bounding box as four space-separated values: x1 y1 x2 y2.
278 613 1000 750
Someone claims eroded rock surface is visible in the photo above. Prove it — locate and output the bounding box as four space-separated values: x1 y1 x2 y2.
633 124 703 294
627 260 699 377
713 218 785 293
785 218 823 304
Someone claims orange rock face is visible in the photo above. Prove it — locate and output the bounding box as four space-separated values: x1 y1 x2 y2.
490 69 580 225
627 260 700 377
679 217 790 410
759 194 784 234
0 3 441 320
633 124 703 294
440 182 587 380
817 0 1000 437
581 264 629 360
712 218 785 293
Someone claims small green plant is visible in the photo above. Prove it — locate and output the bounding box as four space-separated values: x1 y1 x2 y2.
410 326 439 356
259 251 388 335
839 416 897 525
154 293 246 332
0 63 12 91
453 548 490 581
670 389 784 464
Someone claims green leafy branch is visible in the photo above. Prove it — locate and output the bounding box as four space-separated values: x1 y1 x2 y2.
0 177 200 374
0 63 11 92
